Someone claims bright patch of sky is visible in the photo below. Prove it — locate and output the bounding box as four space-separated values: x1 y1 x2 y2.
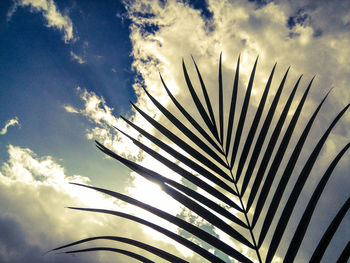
0 0 349 262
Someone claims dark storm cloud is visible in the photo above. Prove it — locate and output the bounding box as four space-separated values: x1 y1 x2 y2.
0 216 96 263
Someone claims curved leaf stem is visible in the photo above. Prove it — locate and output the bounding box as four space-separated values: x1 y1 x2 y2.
222 146 262 263
233 173 262 263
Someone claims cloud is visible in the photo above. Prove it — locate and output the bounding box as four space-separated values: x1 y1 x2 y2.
0 145 98 262
65 0 349 262
70 51 86 64
63 87 200 258
0 215 92 263
64 87 145 161
63 105 79 114
122 0 350 175
0 117 20 135
0 144 192 262
8 0 75 43
115 0 350 261
64 87 186 230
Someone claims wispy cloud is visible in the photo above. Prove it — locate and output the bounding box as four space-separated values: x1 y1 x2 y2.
70 51 86 64
63 105 79 113
0 117 20 135
7 0 75 43
64 87 142 161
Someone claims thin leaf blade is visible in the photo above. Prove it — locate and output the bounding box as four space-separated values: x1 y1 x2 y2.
265 104 350 262
183 60 219 141
121 116 236 193
141 86 226 169
52 236 189 263
226 55 240 155
115 128 243 213
219 52 224 144
191 55 219 139
310 198 350 263
241 67 291 205
251 74 307 226
130 102 231 179
160 73 222 153
68 207 227 263
235 63 276 182
230 56 258 169
257 89 330 247
68 185 254 263
285 143 350 261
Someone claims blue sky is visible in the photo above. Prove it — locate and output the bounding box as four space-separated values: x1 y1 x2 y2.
0 0 135 190
0 0 349 262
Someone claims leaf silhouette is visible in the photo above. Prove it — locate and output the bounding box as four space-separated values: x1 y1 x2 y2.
52 236 189 262
54 55 349 262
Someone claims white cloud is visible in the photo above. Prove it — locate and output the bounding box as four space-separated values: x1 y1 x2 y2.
64 1 349 262
8 0 75 43
124 0 349 261
0 145 112 262
64 87 143 160
64 87 202 259
0 117 20 135
63 105 79 113
122 0 350 174
123 0 350 115
0 145 191 262
70 51 86 64
64 87 185 217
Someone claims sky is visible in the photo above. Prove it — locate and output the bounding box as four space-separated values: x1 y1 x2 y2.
0 0 349 262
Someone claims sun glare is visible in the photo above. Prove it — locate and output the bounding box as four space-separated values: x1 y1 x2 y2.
125 172 197 257
127 173 182 216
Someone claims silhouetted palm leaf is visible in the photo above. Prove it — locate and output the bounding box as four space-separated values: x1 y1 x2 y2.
54 55 349 262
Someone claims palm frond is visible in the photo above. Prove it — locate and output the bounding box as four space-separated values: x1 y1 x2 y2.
52 236 189 263
54 55 349 262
